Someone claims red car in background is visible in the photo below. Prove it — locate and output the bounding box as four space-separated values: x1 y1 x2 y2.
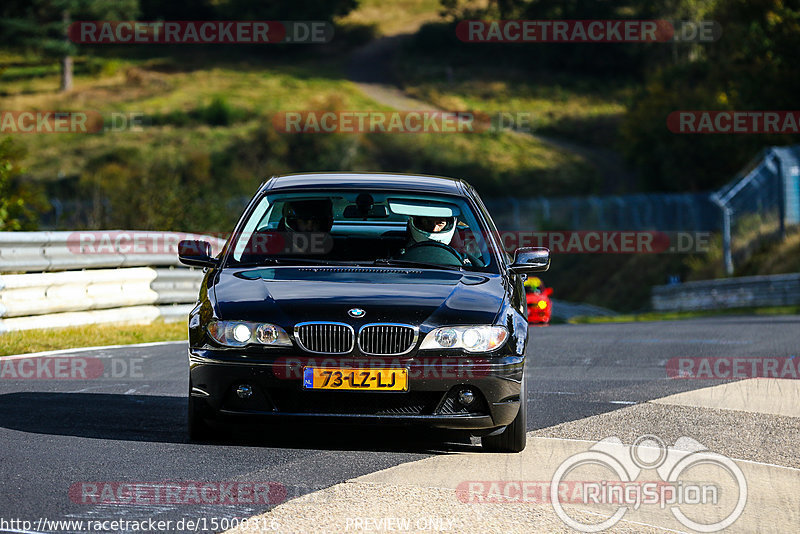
525 277 552 324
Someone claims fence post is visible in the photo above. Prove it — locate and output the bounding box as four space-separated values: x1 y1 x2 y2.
772 153 786 240
710 193 734 275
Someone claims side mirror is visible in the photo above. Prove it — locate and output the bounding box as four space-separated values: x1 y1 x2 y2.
510 247 550 273
178 240 218 268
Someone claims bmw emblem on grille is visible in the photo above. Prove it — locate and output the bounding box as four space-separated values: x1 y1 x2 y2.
348 308 366 318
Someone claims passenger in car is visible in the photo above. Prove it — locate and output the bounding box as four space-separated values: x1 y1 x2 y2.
279 199 334 233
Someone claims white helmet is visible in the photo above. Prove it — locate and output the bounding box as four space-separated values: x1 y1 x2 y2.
409 216 456 244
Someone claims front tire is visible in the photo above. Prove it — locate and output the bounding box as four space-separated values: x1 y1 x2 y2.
482 375 527 453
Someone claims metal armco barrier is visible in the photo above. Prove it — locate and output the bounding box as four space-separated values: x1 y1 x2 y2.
0 231 224 273
0 231 224 332
652 273 800 312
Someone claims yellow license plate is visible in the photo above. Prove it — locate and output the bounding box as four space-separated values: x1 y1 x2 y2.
303 367 408 391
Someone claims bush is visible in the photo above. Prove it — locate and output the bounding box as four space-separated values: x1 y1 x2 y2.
79 146 232 232
198 96 244 126
0 137 46 231
149 96 249 127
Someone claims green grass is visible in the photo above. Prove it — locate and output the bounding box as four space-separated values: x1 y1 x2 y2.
686 223 800 281
2 52 598 210
0 320 187 357
402 78 629 149
394 45 632 150
1 57 381 181
569 306 800 325
340 0 442 35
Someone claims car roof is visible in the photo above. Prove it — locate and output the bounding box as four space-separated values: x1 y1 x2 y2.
261 172 467 195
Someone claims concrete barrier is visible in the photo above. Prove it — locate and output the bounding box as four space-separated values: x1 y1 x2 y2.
652 273 800 311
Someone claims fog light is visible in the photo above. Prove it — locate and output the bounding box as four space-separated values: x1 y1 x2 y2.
457 388 475 406
236 384 253 399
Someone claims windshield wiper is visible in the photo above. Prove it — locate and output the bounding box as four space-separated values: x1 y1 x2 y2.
234 257 369 267
373 258 463 271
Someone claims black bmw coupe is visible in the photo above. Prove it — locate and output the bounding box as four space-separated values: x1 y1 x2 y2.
179 173 549 452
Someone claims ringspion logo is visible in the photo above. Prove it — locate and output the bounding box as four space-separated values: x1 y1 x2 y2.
550 436 746 532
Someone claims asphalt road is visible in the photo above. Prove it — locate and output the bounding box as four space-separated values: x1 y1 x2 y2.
0 315 797 533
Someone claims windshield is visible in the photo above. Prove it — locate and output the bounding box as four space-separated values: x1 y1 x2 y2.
227 191 496 272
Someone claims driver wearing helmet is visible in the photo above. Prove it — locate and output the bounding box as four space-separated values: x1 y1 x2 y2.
399 215 473 266
408 216 456 245
524 276 543 294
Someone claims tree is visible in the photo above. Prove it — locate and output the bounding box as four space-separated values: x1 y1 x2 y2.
619 0 800 191
0 0 139 92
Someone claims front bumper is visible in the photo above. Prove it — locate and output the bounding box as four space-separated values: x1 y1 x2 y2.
189 349 524 431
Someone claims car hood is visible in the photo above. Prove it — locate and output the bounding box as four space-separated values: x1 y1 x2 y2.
213 266 504 327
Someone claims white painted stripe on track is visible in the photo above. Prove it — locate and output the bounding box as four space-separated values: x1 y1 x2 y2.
577 509 690 534
533 434 800 472
0 340 187 360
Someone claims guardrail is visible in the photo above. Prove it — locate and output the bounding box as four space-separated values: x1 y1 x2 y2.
652 273 800 312
0 231 224 273
0 231 225 333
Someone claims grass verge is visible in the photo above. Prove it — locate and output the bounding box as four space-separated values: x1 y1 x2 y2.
569 306 800 325
0 320 187 357
3 52 596 214
339 0 441 36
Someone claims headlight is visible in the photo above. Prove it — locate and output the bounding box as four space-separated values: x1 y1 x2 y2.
207 320 292 348
420 325 508 353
